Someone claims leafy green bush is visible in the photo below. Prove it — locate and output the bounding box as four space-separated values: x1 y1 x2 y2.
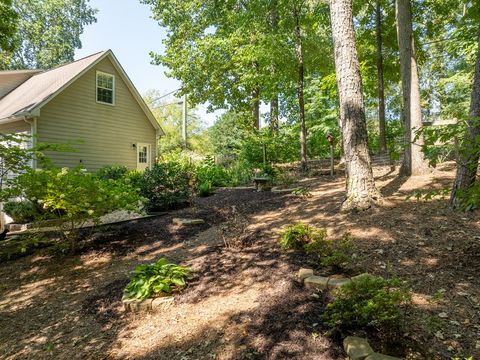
278 222 326 250
292 187 312 198
198 181 213 197
196 156 231 187
320 234 354 268
456 183 480 211
322 275 411 337
139 161 194 212
304 232 354 269
96 165 129 180
280 223 354 269
3 200 39 224
227 160 253 186
125 258 192 300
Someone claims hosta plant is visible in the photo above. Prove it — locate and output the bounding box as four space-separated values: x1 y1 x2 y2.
125 258 192 300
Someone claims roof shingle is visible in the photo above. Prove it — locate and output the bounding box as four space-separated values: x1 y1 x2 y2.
0 51 106 121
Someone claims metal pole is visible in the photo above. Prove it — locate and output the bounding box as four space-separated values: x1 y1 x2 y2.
182 94 187 150
262 144 267 166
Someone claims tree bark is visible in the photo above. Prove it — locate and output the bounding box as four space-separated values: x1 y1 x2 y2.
253 87 260 129
396 0 428 176
270 1 279 132
330 0 380 211
270 97 279 131
376 0 387 154
329 0 381 211
294 7 307 173
450 25 480 207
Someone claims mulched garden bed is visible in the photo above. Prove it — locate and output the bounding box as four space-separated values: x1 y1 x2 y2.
1 165 479 359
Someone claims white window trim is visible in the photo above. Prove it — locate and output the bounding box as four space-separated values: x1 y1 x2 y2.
96 71 115 106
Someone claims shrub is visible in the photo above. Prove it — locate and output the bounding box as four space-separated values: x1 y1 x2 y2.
3 200 39 224
280 223 354 269
278 222 326 250
227 160 253 186
320 234 354 268
96 165 129 180
196 156 231 187
322 275 411 337
456 183 480 211
11 166 144 252
198 181 213 197
139 161 194 212
305 232 355 269
125 258 192 300
292 187 312 198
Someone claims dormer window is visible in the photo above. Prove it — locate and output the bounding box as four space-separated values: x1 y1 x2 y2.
96 71 115 105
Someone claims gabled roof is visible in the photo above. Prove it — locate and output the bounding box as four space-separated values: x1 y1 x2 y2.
0 50 163 134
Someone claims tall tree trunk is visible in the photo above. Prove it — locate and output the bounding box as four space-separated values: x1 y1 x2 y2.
270 98 279 131
253 87 260 129
376 0 387 154
294 8 307 173
450 25 480 207
396 0 428 175
329 0 381 211
270 1 279 132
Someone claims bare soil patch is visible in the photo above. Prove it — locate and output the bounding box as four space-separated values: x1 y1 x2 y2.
0 162 479 359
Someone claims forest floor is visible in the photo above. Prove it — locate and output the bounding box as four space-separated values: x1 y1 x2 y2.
1 161 479 360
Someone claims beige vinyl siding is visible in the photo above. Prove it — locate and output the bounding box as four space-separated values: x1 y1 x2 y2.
37 57 157 171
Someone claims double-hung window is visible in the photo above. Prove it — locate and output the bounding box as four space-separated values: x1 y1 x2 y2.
96 71 115 105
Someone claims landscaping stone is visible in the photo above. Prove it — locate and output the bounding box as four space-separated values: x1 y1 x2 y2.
301 270 362 290
327 277 351 289
271 186 297 194
304 275 329 290
343 336 374 360
297 268 314 281
152 296 175 309
172 218 205 226
352 273 371 280
364 353 402 360
122 292 175 312
122 295 153 312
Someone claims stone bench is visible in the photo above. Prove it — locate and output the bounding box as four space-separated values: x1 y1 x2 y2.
253 177 271 192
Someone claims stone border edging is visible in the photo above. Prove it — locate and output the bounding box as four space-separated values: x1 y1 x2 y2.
122 292 175 312
343 336 402 360
298 268 368 291
172 218 205 226
271 186 299 194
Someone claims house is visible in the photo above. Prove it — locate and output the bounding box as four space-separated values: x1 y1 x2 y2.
0 50 164 232
0 50 163 172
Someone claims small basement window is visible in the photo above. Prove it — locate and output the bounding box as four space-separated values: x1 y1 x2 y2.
96 71 115 105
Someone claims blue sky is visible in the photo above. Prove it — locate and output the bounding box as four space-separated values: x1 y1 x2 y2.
75 0 221 126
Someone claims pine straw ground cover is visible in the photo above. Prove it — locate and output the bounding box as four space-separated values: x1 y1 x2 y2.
0 162 479 359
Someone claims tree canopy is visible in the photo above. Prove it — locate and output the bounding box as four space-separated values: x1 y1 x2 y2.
0 0 97 70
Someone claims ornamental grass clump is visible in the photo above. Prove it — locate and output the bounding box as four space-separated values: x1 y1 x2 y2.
125 258 192 300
